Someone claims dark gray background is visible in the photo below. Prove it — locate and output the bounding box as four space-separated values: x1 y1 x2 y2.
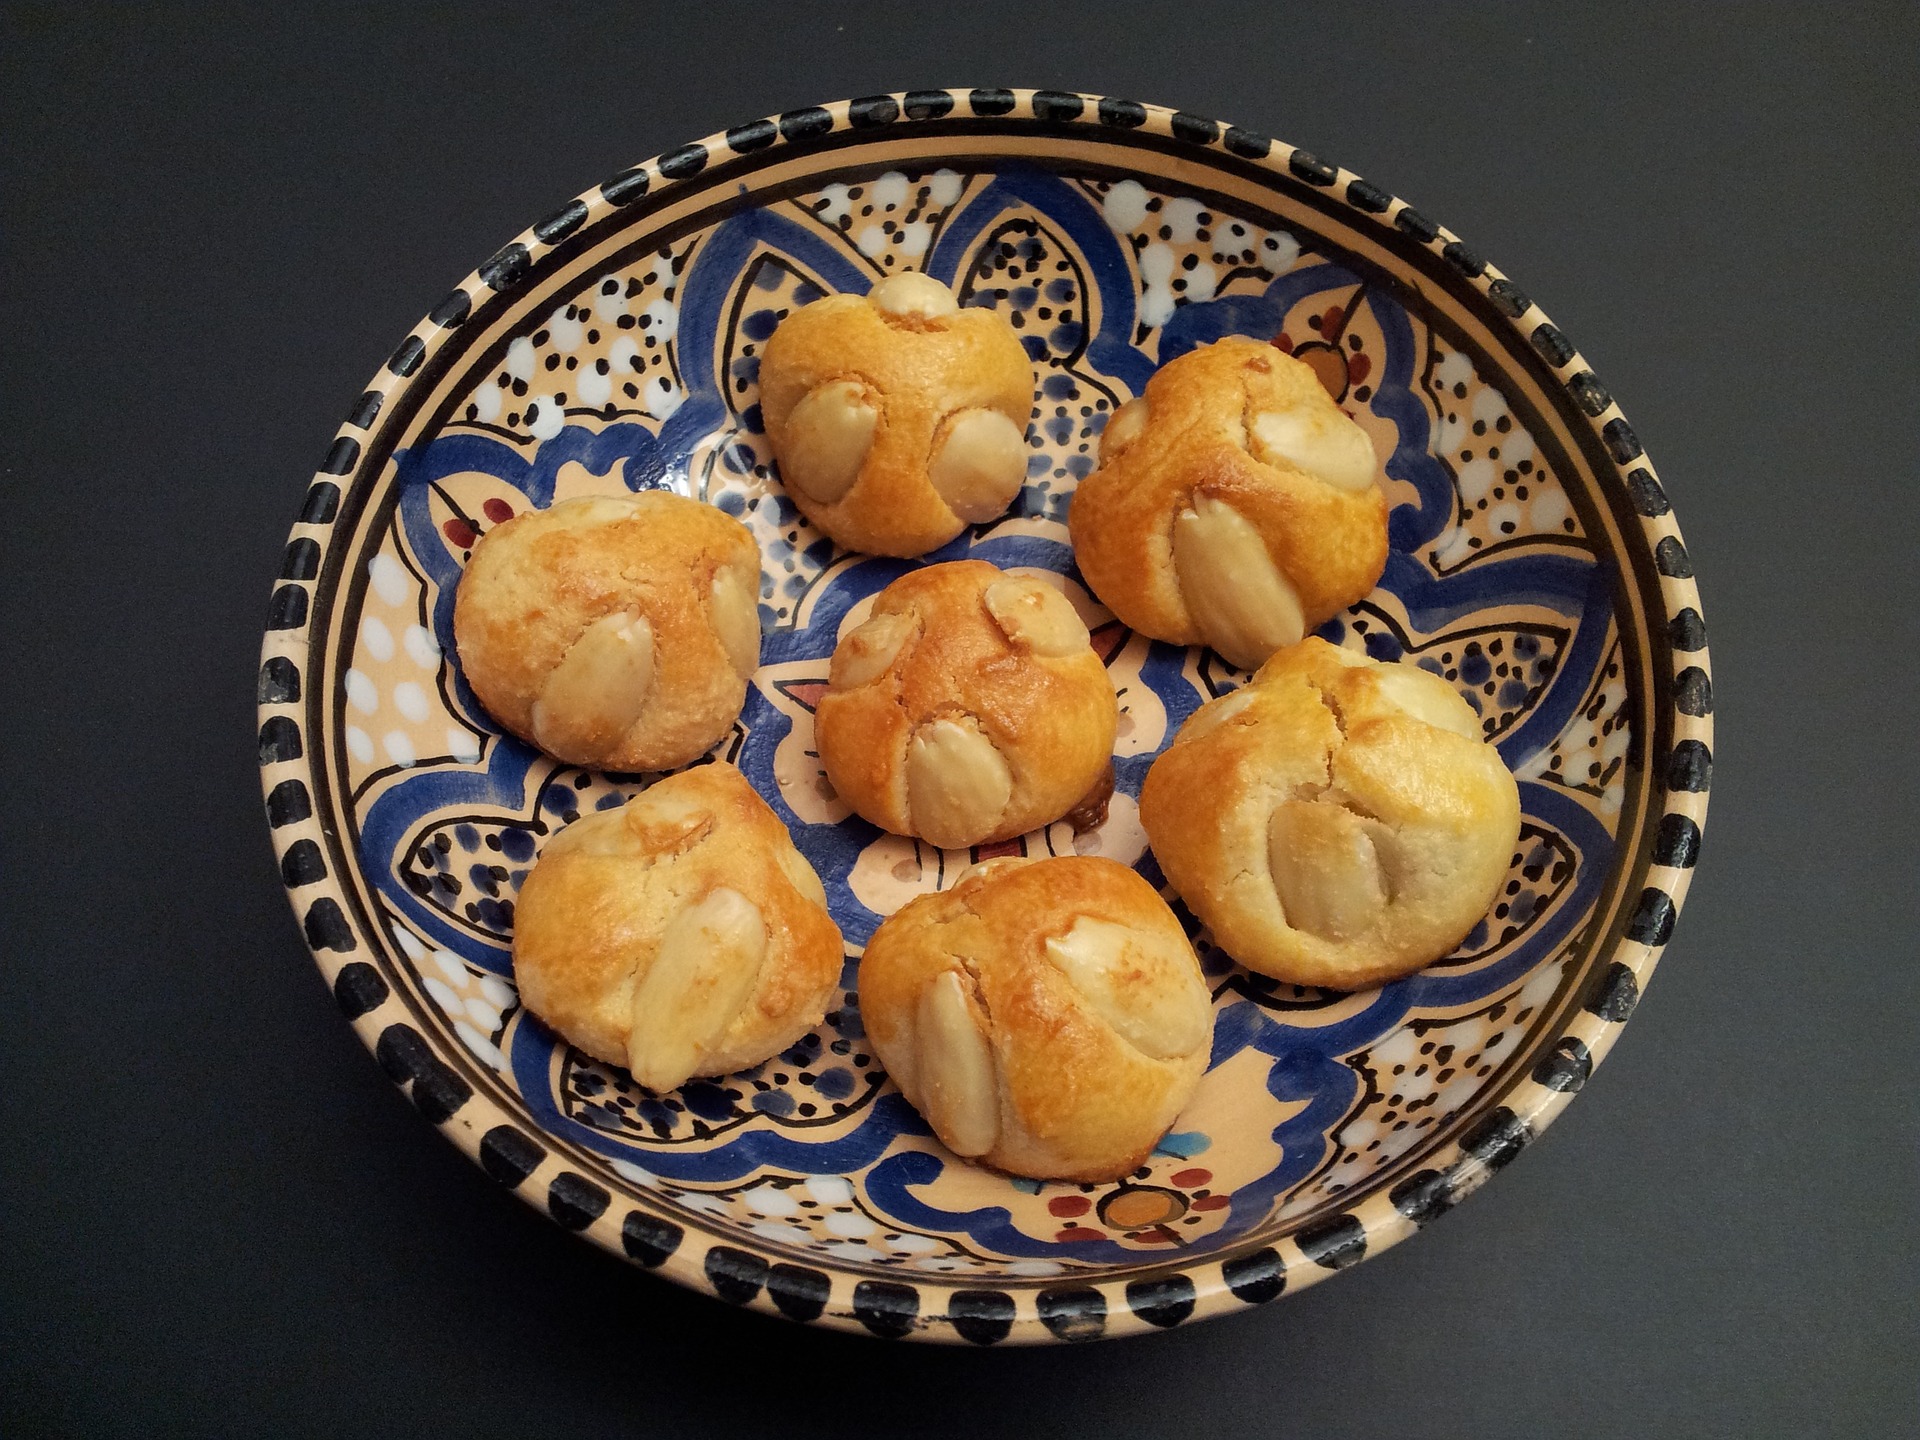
4 3 1915 1435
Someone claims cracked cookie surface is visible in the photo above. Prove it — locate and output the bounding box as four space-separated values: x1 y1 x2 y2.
858 854 1212 1182
1141 637 1521 989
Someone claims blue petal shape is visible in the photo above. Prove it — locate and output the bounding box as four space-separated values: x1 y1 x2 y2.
349 166 1634 1258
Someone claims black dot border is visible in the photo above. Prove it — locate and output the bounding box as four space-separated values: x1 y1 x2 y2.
259 87 1713 1344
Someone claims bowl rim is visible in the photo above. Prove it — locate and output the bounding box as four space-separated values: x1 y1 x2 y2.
256 87 1713 1344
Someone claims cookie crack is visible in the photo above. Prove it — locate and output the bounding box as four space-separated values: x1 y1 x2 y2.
1294 677 1395 827
1301 675 1351 742
953 955 991 1021
1269 678 1405 918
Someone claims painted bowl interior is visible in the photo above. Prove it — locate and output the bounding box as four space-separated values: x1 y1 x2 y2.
259 91 1711 1343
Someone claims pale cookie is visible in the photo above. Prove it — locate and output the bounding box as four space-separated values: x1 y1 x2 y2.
1140 637 1521 990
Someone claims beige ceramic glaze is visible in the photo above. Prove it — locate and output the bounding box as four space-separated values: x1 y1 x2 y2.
260 90 1712 1343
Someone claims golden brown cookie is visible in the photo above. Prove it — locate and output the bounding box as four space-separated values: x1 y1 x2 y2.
1140 638 1521 990
758 271 1035 557
1069 336 1389 670
814 559 1117 849
453 492 761 771
858 855 1213 1182
512 764 843 1091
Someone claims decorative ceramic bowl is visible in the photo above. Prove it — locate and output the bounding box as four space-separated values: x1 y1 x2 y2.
258 90 1712 1343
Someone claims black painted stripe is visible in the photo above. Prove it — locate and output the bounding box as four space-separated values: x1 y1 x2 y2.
266 778 311 826
258 715 302 764
852 1279 919 1338
1531 1036 1592 1092
725 118 778 153
428 288 471 328
320 436 361 475
948 1289 1016 1345
777 108 834 142
1298 1214 1367 1270
767 1263 832 1321
258 657 300 704
266 585 308 630
534 200 589 244
548 1172 610 1230
902 90 954 122
621 1211 683 1267
280 538 320 580
280 838 326 886
601 167 650 206
1584 961 1640 1021
705 1245 768 1304
479 1125 545 1188
332 961 387 1020
1124 1275 1195 1327
303 897 355 954
1221 1247 1285 1303
299 482 339 525
1036 1286 1106 1341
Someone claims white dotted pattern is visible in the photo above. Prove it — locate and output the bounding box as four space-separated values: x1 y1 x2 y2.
323 153 1656 1288
1425 344 1585 572
389 921 519 1074
342 529 485 789
1283 959 1569 1218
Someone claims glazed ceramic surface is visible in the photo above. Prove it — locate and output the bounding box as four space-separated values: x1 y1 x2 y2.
259 91 1712 1343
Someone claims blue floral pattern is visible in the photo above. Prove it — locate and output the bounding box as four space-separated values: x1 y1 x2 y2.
347 165 1623 1273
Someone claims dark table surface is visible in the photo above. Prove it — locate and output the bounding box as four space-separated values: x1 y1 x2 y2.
5 4 1915 1435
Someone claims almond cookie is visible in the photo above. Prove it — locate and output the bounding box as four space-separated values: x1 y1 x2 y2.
512 764 843 1091
858 855 1213 1182
1141 638 1521 989
1069 336 1389 670
759 271 1035 557
814 560 1117 849
453 492 762 771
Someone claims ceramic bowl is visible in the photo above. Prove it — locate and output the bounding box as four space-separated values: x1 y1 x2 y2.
258 90 1712 1343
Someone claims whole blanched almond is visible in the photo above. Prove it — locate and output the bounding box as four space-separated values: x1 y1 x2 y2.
914 969 999 1157
708 562 763 680
534 805 635 865
1172 493 1306 670
1250 405 1378 493
550 494 647 526
868 270 960 322
1099 396 1148 461
772 845 830 911
1267 800 1389 941
1370 662 1483 739
1042 917 1211 1060
626 887 768 1091
829 609 918 690
782 379 879 505
927 408 1027 524
905 716 1014 848
622 782 716 856
530 609 656 760
1173 686 1259 746
954 856 1038 888
983 575 1090 657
